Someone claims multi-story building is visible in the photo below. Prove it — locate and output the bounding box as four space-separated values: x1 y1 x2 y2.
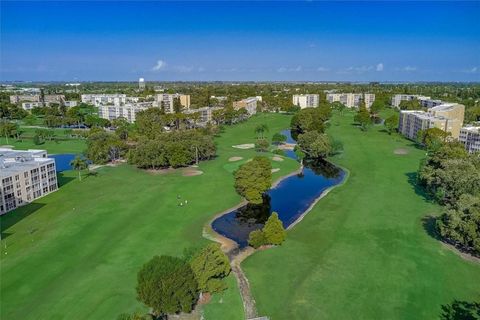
10 94 41 104
398 103 465 140
97 102 154 123
391 94 431 108
139 78 145 91
0 148 58 215
233 97 259 115
419 97 443 109
292 94 319 108
184 106 224 125
326 93 375 108
22 102 44 110
459 126 480 153
81 94 127 107
43 94 65 105
155 94 191 113
64 101 78 108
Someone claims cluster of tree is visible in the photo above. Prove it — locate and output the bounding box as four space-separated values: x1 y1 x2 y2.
211 106 249 125
290 105 331 135
234 156 272 204
354 105 372 131
128 130 216 169
399 99 422 110
416 127 450 151
126 244 230 319
384 113 399 134
440 299 480 320
0 102 27 120
291 105 342 159
0 121 21 143
86 129 127 164
418 142 480 255
248 212 287 248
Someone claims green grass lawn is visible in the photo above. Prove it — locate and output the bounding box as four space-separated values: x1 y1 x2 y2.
243 110 480 319
0 113 299 320
1 126 87 154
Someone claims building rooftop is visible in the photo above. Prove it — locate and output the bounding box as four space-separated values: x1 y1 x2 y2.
0 148 54 178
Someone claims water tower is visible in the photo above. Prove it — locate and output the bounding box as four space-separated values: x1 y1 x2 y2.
138 77 145 91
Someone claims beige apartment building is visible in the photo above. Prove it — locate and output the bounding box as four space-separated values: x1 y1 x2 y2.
0 148 58 215
398 103 465 140
155 94 191 113
326 93 375 109
81 94 127 107
10 94 41 104
459 126 480 153
184 106 224 125
233 97 259 115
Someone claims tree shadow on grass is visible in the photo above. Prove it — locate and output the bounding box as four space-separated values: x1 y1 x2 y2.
421 215 441 241
440 300 480 320
57 172 75 187
0 202 45 240
405 172 434 203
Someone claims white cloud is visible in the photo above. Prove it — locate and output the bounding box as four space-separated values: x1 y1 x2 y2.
376 63 384 72
152 60 166 71
277 66 302 73
317 67 329 72
198 67 206 72
464 66 478 74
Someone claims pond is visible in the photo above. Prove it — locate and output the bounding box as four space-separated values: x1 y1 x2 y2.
50 154 76 172
211 130 346 248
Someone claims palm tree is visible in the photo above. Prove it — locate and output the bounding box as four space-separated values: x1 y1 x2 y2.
254 124 269 139
70 156 88 181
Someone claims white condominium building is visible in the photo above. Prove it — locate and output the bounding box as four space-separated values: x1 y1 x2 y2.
0 148 58 215
326 93 375 109
459 126 480 153
292 94 319 109
391 94 431 108
419 98 443 109
97 102 154 123
155 94 191 113
81 94 127 107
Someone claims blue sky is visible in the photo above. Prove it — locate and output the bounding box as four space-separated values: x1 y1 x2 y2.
1 1 479 82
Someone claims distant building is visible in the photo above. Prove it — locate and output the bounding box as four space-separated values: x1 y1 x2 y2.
0 148 58 215
326 93 375 109
391 94 431 108
21 102 43 110
97 102 154 123
210 96 228 102
419 97 443 109
155 94 191 113
139 78 145 91
81 94 127 107
184 106 223 125
292 94 319 108
43 94 65 105
459 126 480 153
233 97 259 115
398 103 465 140
10 95 40 104
64 101 78 108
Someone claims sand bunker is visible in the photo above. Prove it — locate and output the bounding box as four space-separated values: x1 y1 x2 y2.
229 156 243 162
182 169 204 177
232 143 255 149
271 168 280 173
272 156 284 162
394 148 409 155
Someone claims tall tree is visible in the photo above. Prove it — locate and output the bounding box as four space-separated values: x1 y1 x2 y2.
234 156 272 204
189 244 231 294
70 155 88 181
136 255 198 318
